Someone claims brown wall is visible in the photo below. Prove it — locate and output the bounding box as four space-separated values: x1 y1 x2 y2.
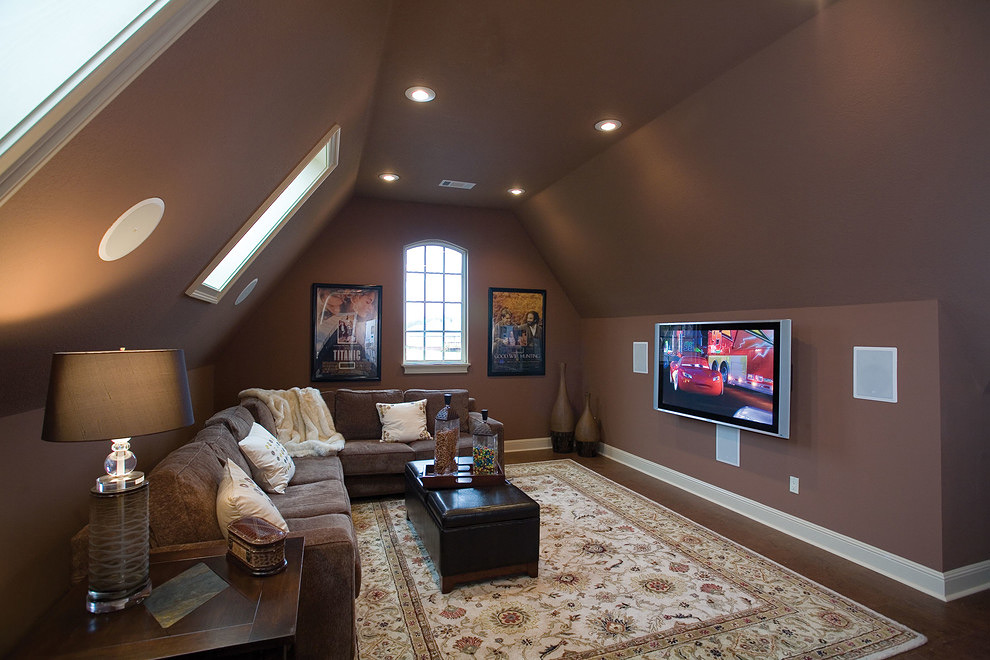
0 365 214 655
0 0 389 419
212 197 583 439
522 0 990 572
581 301 944 570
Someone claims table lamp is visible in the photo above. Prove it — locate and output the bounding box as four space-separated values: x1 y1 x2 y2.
42 349 194 613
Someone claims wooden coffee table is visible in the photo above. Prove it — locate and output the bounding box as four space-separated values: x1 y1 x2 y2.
11 537 303 659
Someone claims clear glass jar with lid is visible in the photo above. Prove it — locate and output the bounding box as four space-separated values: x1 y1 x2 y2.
433 393 460 475
472 409 498 475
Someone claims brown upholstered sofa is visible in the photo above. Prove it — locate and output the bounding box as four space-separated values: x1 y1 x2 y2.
138 388 503 659
329 388 505 497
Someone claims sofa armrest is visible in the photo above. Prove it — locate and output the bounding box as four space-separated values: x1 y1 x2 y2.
469 411 506 470
288 517 359 659
70 525 88 584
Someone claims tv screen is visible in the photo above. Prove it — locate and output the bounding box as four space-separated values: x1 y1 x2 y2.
654 320 791 438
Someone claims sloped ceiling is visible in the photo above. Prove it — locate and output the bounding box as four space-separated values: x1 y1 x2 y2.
356 0 829 208
0 0 392 416
0 0 836 417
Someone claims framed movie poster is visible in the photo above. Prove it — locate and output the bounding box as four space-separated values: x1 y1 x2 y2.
312 283 382 381
488 287 546 376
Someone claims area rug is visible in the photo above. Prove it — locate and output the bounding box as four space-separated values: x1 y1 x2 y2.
353 460 925 659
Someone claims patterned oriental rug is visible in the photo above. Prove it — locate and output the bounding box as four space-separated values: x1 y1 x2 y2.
353 460 925 659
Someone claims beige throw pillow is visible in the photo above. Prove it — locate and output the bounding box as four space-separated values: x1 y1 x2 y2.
238 422 296 493
216 460 288 538
376 399 432 443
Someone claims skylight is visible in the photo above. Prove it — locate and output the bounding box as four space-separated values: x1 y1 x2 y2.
186 125 341 303
0 0 218 207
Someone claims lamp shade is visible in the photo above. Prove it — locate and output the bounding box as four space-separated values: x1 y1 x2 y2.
42 349 194 442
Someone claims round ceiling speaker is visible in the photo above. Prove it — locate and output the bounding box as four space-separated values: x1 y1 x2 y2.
99 197 165 261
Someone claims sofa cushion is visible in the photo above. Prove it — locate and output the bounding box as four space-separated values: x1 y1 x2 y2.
338 439 415 475
334 389 403 439
291 454 344 485
239 422 296 493
404 389 471 432
376 399 432 442
240 396 278 436
204 405 255 441
216 461 288 538
148 441 226 547
196 423 252 475
319 390 337 419
270 478 351 519
407 438 439 461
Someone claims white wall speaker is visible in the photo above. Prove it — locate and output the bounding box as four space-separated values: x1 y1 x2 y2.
715 424 740 467
853 346 898 403
632 341 649 374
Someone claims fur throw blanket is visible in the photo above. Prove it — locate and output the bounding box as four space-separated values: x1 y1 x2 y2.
239 387 345 457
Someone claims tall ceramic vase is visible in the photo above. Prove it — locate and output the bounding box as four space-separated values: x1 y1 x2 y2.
550 363 575 453
575 392 600 457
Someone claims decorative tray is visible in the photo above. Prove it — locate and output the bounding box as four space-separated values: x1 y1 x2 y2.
419 462 506 489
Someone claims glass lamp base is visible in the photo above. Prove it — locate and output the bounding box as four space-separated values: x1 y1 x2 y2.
87 575 152 613
88 479 151 613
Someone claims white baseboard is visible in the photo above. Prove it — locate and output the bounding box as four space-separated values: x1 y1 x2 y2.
505 437 552 453
589 443 989 602
943 559 990 600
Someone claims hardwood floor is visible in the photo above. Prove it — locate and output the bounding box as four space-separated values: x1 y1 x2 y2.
504 448 990 658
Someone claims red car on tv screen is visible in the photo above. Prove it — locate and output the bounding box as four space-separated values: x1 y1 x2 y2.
670 355 724 396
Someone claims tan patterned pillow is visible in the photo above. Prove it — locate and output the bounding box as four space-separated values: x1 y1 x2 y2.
216 461 288 538
376 399 432 443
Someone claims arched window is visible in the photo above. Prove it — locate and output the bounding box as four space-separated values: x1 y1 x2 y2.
403 240 468 373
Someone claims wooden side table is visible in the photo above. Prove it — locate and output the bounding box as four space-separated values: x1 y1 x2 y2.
12 537 303 659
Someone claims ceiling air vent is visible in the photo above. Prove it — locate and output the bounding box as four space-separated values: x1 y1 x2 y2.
439 179 476 190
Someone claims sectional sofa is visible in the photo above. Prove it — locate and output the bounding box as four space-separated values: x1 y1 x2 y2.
138 387 502 659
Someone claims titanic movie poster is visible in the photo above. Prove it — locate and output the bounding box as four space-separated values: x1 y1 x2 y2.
488 287 546 376
311 284 382 381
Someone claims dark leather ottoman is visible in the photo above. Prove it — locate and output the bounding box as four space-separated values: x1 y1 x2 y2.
404 458 540 593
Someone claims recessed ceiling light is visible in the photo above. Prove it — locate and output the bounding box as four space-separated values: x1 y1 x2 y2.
379 172 400 182
595 119 622 132
405 86 436 103
508 187 525 196
99 197 164 261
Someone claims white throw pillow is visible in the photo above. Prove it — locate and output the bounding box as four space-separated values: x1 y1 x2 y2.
376 399 432 443
238 422 296 493
216 460 288 538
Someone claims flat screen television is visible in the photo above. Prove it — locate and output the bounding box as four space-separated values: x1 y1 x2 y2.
654 319 792 438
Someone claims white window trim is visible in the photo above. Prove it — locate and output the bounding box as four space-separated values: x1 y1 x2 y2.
186 124 340 303
0 0 219 208
401 239 470 374
402 362 470 375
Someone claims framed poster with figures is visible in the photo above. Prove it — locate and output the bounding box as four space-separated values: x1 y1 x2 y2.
488 287 546 376
312 283 382 381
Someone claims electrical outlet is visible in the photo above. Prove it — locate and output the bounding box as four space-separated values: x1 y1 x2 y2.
789 476 799 494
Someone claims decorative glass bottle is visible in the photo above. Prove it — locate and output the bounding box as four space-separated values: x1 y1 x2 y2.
433 393 460 475
472 409 499 475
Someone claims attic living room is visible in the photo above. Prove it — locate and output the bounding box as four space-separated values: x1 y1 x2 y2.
1 0 988 658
